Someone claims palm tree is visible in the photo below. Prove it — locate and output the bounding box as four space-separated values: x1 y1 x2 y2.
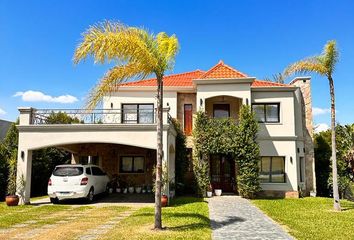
284 40 340 211
73 21 179 228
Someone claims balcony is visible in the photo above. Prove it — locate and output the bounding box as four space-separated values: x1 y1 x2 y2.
18 107 172 125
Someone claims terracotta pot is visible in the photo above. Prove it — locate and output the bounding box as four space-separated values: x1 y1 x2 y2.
161 195 168 207
6 195 19 206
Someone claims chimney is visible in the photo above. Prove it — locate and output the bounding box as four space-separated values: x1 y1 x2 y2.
291 77 316 195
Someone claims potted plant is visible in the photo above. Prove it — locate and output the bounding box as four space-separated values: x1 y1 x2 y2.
142 185 147 194
6 154 25 206
214 188 222 196
135 186 142 193
161 194 168 207
207 184 213 198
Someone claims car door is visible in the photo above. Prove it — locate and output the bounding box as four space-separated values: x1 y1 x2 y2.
91 167 102 193
92 166 106 193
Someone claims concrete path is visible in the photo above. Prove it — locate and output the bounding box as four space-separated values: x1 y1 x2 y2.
207 196 293 240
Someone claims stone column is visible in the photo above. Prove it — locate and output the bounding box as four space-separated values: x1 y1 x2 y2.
291 77 316 194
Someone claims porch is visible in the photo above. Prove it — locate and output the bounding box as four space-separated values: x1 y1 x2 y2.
16 107 176 204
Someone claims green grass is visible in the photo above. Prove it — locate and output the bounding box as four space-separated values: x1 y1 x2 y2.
252 197 354 240
101 197 211 240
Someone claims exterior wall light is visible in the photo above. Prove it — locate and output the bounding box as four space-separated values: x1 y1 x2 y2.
200 99 203 107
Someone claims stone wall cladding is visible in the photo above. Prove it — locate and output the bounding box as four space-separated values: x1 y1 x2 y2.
177 93 196 148
291 78 316 194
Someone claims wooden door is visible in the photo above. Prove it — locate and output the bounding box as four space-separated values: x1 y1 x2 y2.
184 104 193 135
210 154 236 192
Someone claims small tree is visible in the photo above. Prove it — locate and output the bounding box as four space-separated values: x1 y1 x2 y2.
235 105 260 198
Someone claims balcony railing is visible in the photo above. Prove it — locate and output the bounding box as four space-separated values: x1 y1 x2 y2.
18 107 171 125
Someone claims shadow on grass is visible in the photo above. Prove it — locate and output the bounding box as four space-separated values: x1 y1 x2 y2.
134 211 245 231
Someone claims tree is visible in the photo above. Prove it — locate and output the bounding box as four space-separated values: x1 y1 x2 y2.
284 40 341 211
73 21 179 229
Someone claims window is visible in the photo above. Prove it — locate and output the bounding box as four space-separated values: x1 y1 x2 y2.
213 104 230 119
259 156 285 183
91 167 105 176
252 103 280 123
86 167 91 175
122 104 154 124
184 104 193 135
53 167 83 176
120 156 145 173
299 157 305 182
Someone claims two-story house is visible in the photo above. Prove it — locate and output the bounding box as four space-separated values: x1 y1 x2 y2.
16 61 315 203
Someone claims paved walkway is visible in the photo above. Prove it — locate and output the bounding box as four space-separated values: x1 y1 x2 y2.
207 196 293 240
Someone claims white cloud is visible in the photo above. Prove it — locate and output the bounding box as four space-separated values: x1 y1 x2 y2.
314 123 330 133
313 107 331 116
13 90 78 104
0 108 6 115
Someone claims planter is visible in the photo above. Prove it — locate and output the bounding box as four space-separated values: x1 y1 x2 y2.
142 189 146 194
109 188 113 194
214 189 222 196
135 187 142 194
207 191 213 198
116 188 121 193
123 188 128 194
161 195 168 207
6 195 19 206
128 187 135 194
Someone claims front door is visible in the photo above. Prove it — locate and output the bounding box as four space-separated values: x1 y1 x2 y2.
210 154 236 192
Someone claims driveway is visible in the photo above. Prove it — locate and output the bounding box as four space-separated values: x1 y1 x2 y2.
207 196 293 240
31 193 154 207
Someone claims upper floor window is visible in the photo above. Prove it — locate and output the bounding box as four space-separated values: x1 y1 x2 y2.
122 104 154 124
252 103 280 123
213 104 230 119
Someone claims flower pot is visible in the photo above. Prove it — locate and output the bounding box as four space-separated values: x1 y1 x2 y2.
109 188 113 194
142 189 146 194
128 187 135 194
207 191 213 198
214 189 222 196
116 188 121 193
135 187 142 193
123 188 128 194
161 195 168 207
6 195 19 206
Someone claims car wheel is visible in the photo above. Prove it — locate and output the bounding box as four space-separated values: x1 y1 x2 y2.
50 197 59 204
86 187 94 203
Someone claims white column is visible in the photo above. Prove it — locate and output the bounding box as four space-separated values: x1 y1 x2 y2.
16 149 32 205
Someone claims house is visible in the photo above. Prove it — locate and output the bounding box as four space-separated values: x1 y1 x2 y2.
16 61 315 204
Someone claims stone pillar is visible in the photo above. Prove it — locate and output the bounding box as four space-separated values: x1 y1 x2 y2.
16 149 32 204
291 77 316 194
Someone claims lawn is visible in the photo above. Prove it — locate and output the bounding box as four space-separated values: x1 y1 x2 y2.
0 197 210 240
252 197 354 240
100 197 211 240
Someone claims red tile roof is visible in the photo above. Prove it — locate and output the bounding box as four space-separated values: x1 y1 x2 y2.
116 61 289 88
200 60 248 79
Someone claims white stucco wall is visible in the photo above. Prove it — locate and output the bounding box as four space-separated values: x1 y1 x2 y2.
258 139 298 191
251 91 296 137
196 83 251 110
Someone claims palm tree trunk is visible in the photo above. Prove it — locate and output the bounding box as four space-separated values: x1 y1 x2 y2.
329 75 341 211
154 74 163 229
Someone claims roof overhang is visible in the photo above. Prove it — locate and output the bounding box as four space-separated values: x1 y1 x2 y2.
193 77 256 85
251 86 297 92
112 86 195 92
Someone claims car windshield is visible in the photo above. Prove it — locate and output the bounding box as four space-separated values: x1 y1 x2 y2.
53 166 84 176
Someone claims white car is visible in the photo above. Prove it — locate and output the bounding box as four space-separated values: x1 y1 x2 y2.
48 164 110 203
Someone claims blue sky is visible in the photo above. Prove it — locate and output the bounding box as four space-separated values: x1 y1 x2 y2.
0 0 353 131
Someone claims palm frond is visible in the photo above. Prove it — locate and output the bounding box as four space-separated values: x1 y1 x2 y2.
73 21 158 69
322 40 339 75
85 63 150 110
283 57 327 77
